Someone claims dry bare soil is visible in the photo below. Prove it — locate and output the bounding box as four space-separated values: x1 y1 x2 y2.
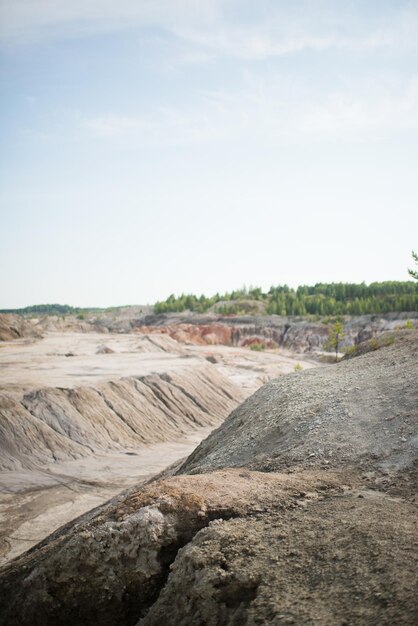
0 332 416 625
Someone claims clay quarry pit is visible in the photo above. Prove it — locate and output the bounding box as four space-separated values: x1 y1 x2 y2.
0 314 416 626
0 326 316 565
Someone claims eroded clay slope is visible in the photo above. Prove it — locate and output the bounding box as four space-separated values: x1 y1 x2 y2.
0 365 244 471
137 312 418 352
0 314 42 342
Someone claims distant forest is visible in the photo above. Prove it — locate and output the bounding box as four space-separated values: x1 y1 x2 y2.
0 304 104 316
154 282 418 316
2 281 417 318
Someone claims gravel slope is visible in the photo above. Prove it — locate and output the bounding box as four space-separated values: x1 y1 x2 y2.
179 333 418 476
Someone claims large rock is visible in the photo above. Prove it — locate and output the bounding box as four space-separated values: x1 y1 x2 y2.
0 469 344 626
142 492 417 626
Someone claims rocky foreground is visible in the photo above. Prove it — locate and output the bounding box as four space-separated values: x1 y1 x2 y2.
0 333 417 625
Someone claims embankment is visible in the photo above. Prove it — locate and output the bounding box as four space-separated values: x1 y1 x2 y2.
136 312 418 352
0 364 244 472
0 314 42 342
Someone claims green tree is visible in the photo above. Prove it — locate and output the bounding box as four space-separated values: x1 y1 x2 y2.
408 250 418 280
150 281 418 317
327 321 345 362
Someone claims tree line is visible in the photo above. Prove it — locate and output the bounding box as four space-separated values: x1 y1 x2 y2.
154 281 418 316
0 304 105 316
3 281 416 318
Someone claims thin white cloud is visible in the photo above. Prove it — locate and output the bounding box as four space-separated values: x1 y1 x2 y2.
80 107 231 145
0 0 221 45
79 75 418 147
1 0 417 60
171 27 392 61
83 114 149 138
297 82 418 136
171 1 418 61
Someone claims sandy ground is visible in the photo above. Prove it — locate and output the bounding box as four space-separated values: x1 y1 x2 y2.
0 331 318 564
0 331 317 396
0 427 213 565
185 343 317 393
0 333 201 394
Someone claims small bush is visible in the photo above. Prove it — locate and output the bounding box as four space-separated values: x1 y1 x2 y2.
342 334 395 359
294 363 303 372
250 341 266 351
343 344 358 357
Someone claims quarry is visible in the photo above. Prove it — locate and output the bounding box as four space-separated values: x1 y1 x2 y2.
0 314 317 565
0 310 416 625
2 2 417 622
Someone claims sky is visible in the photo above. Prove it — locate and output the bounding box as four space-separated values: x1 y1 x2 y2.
0 0 417 308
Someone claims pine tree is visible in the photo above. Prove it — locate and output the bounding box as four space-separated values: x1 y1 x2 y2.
408 251 418 280
327 321 345 362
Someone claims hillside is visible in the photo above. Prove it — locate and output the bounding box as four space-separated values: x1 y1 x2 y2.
3 306 417 358
137 311 417 352
0 332 416 625
179 333 417 475
0 314 42 342
2 281 417 322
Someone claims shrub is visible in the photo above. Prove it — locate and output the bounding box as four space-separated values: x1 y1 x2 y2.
250 341 266 351
342 334 395 359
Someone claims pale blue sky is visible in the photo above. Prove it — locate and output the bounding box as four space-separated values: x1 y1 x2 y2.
1 0 417 308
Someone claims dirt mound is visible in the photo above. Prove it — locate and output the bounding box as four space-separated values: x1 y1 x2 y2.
96 345 115 354
135 334 185 353
0 393 87 471
0 365 244 471
0 314 42 342
0 469 343 626
138 323 234 346
0 468 416 626
179 333 418 476
0 334 417 625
